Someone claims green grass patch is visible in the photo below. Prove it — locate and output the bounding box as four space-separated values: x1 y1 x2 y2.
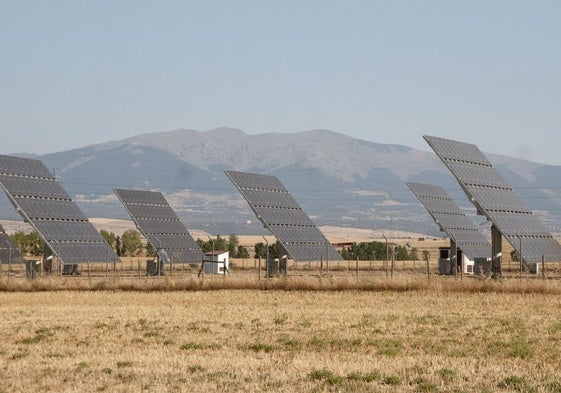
180 342 204 350
381 374 401 385
248 342 274 353
497 375 536 393
376 339 404 356
116 361 133 369
277 336 302 351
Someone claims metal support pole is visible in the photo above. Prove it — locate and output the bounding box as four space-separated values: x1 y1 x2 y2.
450 239 457 278
263 236 269 278
382 234 388 277
491 225 502 279
518 234 523 280
390 251 394 279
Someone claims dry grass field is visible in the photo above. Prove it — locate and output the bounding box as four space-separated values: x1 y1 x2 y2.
3 221 561 391
2 276 561 393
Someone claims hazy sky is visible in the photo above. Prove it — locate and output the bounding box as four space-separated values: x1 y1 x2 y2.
2 1 561 164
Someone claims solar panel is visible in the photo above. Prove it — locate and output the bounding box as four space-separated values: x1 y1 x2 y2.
424 136 561 262
407 182 491 260
0 154 120 264
114 189 203 263
225 170 342 262
0 224 25 265
0 155 54 178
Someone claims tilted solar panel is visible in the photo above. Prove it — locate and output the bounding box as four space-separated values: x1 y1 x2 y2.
424 135 561 262
0 155 120 264
114 189 203 263
225 170 342 262
407 182 491 260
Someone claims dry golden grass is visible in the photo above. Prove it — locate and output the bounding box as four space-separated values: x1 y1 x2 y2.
2 277 561 392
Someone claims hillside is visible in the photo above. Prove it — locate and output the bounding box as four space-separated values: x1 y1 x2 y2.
2 128 560 236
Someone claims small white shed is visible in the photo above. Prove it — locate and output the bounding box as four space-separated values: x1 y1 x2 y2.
204 251 229 274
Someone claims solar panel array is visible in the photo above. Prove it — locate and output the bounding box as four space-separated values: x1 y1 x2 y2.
424 135 561 262
406 182 491 260
0 223 25 265
114 189 204 263
225 170 342 262
0 155 119 264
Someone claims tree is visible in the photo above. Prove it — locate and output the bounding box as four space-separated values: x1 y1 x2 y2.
27 231 44 256
10 231 28 255
214 235 228 252
511 249 519 262
121 229 143 256
146 242 156 258
10 231 43 256
254 242 266 258
341 241 386 261
228 234 239 256
100 230 116 250
115 236 122 257
395 245 409 261
236 245 249 258
268 241 282 259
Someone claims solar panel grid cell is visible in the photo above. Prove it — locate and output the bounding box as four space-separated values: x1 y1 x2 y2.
50 243 119 264
15 198 88 220
446 230 490 244
420 199 465 215
240 189 300 209
431 213 481 230
227 171 287 191
164 249 205 263
425 136 492 166
127 205 180 220
135 219 188 235
469 188 530 213
0 176 71 199
113 189 169 206
447 162 511 189
494 214 551 237
254 207 315 226
0 155 54 178
407 182 451 199
270 226 329 243
145 233 201 251
34 221 104 242
283 244 341 262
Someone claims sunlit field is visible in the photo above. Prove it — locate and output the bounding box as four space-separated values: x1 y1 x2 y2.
2 267 561 392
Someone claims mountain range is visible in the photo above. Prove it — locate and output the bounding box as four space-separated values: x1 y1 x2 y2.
3 128 561 236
